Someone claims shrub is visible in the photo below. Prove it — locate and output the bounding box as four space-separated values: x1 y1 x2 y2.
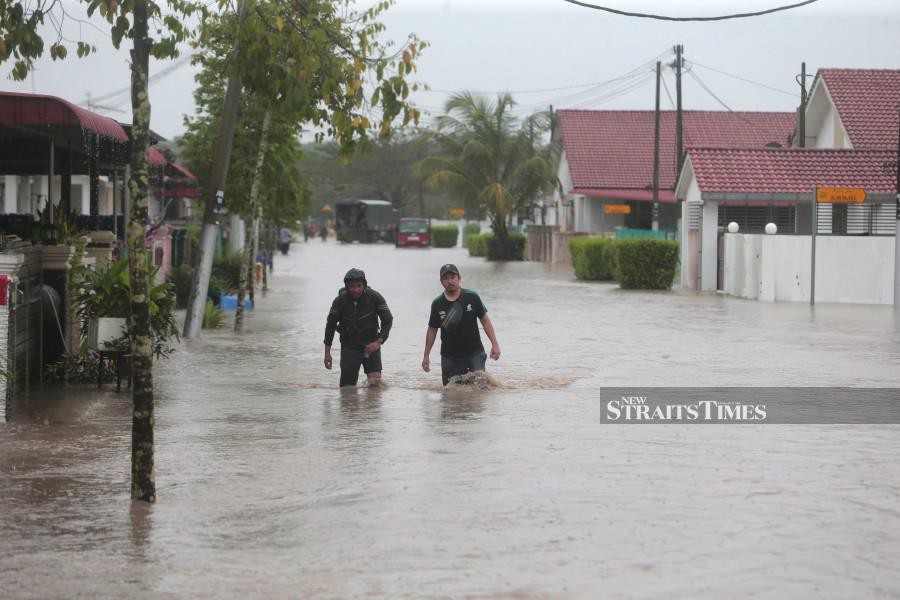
614 239 679 289
468 232 492 257
431 225 459 248
203 300 224 329
570 237 616 280
168 264 193 309
464 222 481 235
45 347 108 384
604 240 621 282
486 231 526 261
212 251 243 293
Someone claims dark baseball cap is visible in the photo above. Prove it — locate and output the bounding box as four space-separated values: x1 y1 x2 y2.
439 263 460 277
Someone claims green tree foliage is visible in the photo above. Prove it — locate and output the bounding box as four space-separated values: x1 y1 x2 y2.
417 92 560 257
181 0 427 225
299 132 454 218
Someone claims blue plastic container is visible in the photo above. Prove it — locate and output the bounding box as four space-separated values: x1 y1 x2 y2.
220 295 253 311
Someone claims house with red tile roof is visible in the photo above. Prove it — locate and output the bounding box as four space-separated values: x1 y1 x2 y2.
552 109 795 234
799 69 900 150
675 68 899 303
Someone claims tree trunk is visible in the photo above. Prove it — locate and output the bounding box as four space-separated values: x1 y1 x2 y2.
235 107 272 333
128 0 155 503
183 0 250 339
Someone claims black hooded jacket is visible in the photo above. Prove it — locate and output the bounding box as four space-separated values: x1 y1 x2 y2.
324 287 393 349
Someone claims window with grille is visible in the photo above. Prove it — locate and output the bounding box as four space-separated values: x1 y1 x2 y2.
717 204 795 233
815 203 894 235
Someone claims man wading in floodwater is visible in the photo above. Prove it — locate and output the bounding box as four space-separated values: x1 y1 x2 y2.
324 268 393 387
422 264 501 385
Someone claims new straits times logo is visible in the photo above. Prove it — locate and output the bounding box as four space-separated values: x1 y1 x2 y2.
606 395 767 423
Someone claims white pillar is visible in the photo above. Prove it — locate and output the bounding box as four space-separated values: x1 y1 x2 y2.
37 176 49 214
69 175 89 215
700 200 718 291
3 176 18 213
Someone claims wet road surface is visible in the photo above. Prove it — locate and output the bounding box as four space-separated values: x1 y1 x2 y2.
1 239 899 598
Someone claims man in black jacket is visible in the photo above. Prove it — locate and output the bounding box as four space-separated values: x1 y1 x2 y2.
324 268 393 387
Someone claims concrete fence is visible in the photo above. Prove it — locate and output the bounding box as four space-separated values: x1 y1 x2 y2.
724 233 895 304
526 226 589 266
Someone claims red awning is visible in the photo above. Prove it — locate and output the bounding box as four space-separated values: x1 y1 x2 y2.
148 147 167 165
171 162 197 180
166 186 201 199
0 91 128 142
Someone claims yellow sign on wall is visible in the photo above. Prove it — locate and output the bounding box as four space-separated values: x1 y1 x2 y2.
604 204 631 214
449 208 466 217
816 187 866 204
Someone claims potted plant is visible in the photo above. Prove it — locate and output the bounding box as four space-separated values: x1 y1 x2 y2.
74 258 180 357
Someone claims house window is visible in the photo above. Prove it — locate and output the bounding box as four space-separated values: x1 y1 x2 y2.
624 201 652 229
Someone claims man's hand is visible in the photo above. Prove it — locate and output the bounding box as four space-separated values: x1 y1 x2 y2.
490 344 501 360
324 349 333 370
363 341 381 359
422 355 430 372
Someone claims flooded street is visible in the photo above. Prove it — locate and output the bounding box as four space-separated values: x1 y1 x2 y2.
2 239 899 598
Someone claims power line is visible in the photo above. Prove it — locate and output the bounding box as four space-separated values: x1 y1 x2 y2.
510 50 671 113
424 78 645 96
513 68 652 112
559 0 820 21
82 54 194 107
690 60 797 97
688 70 734 111
568 71 657 109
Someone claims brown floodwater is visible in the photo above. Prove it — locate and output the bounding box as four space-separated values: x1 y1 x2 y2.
1 239 899 598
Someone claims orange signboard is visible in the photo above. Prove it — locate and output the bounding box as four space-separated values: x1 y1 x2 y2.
448 208 465 217
604 204 631 214
816 187 866 204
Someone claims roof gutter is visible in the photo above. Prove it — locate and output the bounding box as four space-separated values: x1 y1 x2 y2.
701 191 895 204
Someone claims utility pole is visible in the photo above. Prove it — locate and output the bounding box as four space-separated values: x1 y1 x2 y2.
652 61 661 231
675 45 684 178
183 0 251 338
798 62 807 148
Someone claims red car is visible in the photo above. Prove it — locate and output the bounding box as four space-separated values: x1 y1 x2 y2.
395 218 431 247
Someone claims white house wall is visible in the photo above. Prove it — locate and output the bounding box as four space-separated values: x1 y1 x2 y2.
553 152 574 230
806 82 850 150
725 233 894 304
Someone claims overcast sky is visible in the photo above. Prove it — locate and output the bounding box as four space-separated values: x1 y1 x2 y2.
2 0 898 140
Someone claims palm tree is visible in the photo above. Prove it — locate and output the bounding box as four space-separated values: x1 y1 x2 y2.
418 92 559 259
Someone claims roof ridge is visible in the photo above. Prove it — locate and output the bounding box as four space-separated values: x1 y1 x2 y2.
820 68 900 73
558 109 793 115
690 147 895 154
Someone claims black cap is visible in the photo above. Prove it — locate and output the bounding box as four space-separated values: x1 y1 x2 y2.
439 263 459 278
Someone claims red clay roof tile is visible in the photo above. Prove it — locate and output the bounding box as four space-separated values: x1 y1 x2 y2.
687 148 896 194
819 69 900 149
558 109 795 194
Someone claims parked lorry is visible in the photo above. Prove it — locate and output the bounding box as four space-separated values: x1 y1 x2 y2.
335 199 395 243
